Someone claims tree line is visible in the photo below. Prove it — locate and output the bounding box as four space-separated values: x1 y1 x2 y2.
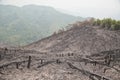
93 18 120 30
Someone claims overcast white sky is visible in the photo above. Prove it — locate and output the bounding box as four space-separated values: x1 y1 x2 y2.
0 0 120 19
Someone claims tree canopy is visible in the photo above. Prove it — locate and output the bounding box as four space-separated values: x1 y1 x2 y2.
93 18 120 30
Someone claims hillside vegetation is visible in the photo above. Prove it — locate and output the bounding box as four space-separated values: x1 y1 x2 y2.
0 5 84 46
93 18 120 30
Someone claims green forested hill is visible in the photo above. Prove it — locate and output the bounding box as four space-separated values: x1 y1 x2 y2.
0 5 84 46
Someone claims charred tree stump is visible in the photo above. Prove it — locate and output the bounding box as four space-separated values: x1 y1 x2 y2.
0 55 1 60
71 53 74 56
85 61 87 65
16 63 19 69
107 59 111 66
27 56 31 69
103 68 107 73
94 61 97 66
41 59 43 64
105 57 111 66
56 59 61 64
4 48 8 53
68 53 70 56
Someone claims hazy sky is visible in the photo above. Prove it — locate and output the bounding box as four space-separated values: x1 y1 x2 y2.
0 0 120 19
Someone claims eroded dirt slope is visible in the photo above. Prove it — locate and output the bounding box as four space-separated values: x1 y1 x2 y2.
25 23 120 55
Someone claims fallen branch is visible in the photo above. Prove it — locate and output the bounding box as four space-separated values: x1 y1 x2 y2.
0 60 28 69
67 62 112 80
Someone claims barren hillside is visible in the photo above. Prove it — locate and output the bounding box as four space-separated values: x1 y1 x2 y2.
0 21 120 80
25 21 120 55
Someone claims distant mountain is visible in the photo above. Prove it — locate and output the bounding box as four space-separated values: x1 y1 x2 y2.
0 5 85 46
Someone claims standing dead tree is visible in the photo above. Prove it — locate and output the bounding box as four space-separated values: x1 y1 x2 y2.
27 56 31 69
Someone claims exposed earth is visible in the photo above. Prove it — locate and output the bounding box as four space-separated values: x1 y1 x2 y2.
0 21 120 80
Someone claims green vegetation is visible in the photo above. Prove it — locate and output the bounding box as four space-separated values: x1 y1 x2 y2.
93 18 120 30
0 5 84 46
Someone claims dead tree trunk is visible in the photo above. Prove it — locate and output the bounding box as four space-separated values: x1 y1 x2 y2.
27 56 31 69
41 59 43 64
16 63 19 69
